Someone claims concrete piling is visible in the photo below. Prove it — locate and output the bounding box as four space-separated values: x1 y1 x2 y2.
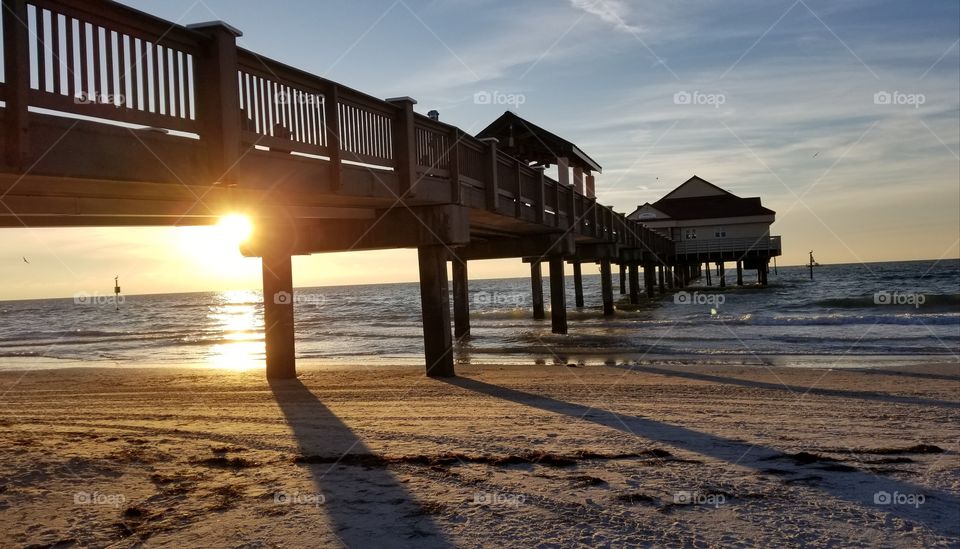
262 251 297 379
549 257 568 334
452 259 470 338
418 246 455 377
531 261 545 320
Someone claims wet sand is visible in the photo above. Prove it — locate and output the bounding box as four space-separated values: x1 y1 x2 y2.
0 360 958 547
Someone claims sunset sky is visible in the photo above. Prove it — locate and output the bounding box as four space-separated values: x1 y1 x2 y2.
2 0 957 300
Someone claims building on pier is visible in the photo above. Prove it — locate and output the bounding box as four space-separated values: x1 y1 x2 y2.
627 176 782 284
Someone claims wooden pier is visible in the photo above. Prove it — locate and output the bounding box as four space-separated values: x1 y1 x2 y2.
0 0 777 379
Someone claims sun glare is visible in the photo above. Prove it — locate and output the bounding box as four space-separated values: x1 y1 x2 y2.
217 214 254 244
174 214 258 275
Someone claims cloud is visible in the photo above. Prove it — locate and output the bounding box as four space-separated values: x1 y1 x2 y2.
569 0 642 34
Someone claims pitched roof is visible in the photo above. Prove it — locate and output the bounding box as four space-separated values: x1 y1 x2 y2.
476 111 602 173
651 196 775 220
662 175 734 199
642 176 776 220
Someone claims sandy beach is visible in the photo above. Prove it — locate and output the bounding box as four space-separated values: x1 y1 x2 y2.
1 360 957 548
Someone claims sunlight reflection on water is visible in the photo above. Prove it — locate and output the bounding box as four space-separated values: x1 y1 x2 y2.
206 290 264 371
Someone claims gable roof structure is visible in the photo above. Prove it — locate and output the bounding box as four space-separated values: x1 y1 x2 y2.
476 111 602 173
661 175 733 199
629 176 775 221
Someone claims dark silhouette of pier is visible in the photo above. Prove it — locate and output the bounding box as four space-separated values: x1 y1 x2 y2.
0 0 780 378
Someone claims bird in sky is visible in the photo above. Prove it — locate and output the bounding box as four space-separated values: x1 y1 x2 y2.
22 257 29 264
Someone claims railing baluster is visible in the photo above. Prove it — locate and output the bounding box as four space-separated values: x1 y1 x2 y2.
51 11 62 94
36 8 48 92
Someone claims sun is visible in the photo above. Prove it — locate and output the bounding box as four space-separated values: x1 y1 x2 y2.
216 214 254 244
173 214 258 275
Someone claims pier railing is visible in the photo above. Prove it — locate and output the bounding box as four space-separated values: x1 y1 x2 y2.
0 0 675 257
674 235 782 256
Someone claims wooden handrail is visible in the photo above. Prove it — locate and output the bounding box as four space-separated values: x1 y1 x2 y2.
0 0 675 251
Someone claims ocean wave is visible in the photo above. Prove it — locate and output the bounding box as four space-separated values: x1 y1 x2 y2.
811 293 959 312
743 313 959 327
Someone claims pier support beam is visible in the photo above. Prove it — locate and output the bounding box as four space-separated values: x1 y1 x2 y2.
619 263 627 294
736 261 743 286
531 261 545 320
760 260 769 287
658 265 666 292
600 259 614 316
452 259 470 338
644 260 656 298
706 262 712 286
573 262 585 308
628 263 640 304
262 252 296 379
719 262 726 288
418 246 455 377
665 266 674 290
548 257 568 334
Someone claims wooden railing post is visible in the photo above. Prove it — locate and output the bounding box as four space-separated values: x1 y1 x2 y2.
514 159 523 217
449 127 462 204
386 97 417 197
584 198 593 236
554 181 561 228
3 0 29 171
479 137 499 212
534 167 546 225
188 21 243 186
323 83 342 192
567 185 576 231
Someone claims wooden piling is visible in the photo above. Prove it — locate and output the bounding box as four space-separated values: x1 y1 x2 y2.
573 262 585 308
628 263 640 304
658 264 666 292
705 262 712 286
452 260 470 338
719 261 726 288
418 246 455 377
736 261 743 286
600 259 614 316
644 259 656 298
619 263 627 294
548 257 568 334
531 261 545 320
262 252 296 379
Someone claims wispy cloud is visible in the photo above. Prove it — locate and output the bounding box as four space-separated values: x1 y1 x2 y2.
569 0 641 33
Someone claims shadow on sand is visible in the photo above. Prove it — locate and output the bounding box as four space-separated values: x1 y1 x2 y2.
441 375 959 538
621 364 960 409
269 378 451 548
846 367 960 383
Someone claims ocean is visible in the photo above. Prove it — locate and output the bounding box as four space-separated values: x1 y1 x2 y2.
0 259 957 370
